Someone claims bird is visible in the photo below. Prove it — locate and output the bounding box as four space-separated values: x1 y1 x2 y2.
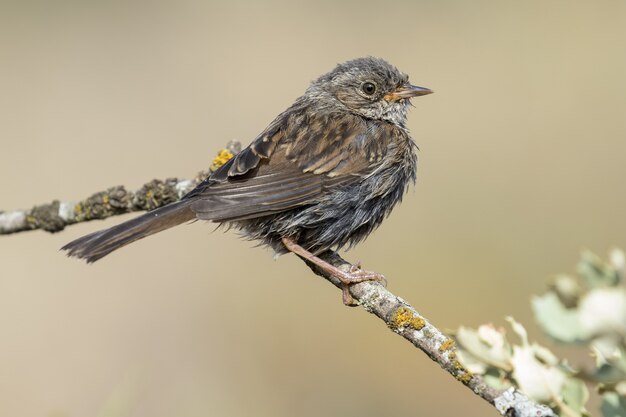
62 57 433 304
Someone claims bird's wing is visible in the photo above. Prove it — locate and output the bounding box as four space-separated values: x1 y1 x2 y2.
185 106 391 222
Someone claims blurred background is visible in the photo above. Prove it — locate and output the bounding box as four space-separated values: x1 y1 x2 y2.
1 0 625 416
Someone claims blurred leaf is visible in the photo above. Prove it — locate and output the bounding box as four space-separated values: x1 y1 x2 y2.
507 318 567 403
593 363 626 385
550 275 582 308
616 382 626 396
591 344 626 384
456 349 488 374
610 249 625 278
561 377 589 417
592 338 623 366
534 343 560 366
578 250 619 288
579 289 626 338
482 367 513 391
601 392 626 417
455 325 512 370
532 292 587 343
511 342 566 403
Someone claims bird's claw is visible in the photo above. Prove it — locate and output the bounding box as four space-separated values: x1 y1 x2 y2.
338 265 387 306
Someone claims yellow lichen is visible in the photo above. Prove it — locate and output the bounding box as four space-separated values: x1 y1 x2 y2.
450 356 473 384
439 339 455 353
74 203 83 215
210 148 235 172
390 307 426 331
102 195 109 205
456 370 473 384
413 317 426 330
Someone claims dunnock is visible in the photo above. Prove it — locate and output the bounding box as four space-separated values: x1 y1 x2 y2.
63 57 433 304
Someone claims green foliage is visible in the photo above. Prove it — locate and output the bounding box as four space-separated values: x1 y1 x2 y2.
578 251 621 288
454 249 626 417
601 393 626 417
532 291 586 343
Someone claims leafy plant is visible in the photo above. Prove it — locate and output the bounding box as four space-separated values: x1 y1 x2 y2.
455 249 626 417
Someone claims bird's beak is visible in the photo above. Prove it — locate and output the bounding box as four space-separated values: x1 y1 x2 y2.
384 84 433 102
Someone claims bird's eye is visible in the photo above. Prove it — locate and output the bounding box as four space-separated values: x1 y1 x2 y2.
361 82 376 96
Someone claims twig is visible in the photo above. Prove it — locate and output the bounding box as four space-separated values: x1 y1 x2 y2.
0 142 240 235
307 252 555 417
0 141 555 417
0 178 196 235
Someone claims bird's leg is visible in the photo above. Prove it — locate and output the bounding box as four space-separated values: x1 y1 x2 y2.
281 237 386 306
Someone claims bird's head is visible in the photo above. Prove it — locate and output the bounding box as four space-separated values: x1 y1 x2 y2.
307 57 432 127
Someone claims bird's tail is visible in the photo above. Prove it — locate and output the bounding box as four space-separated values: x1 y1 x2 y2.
61 200 196 263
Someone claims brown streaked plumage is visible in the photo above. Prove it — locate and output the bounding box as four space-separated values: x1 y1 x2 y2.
62 57 433 304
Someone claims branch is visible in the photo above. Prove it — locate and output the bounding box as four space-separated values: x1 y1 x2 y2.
1 141 555 417
308 252 555 417
0 141 240 235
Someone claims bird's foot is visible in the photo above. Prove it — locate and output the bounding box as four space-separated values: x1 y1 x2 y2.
281 236 387 306
334 265 386 306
